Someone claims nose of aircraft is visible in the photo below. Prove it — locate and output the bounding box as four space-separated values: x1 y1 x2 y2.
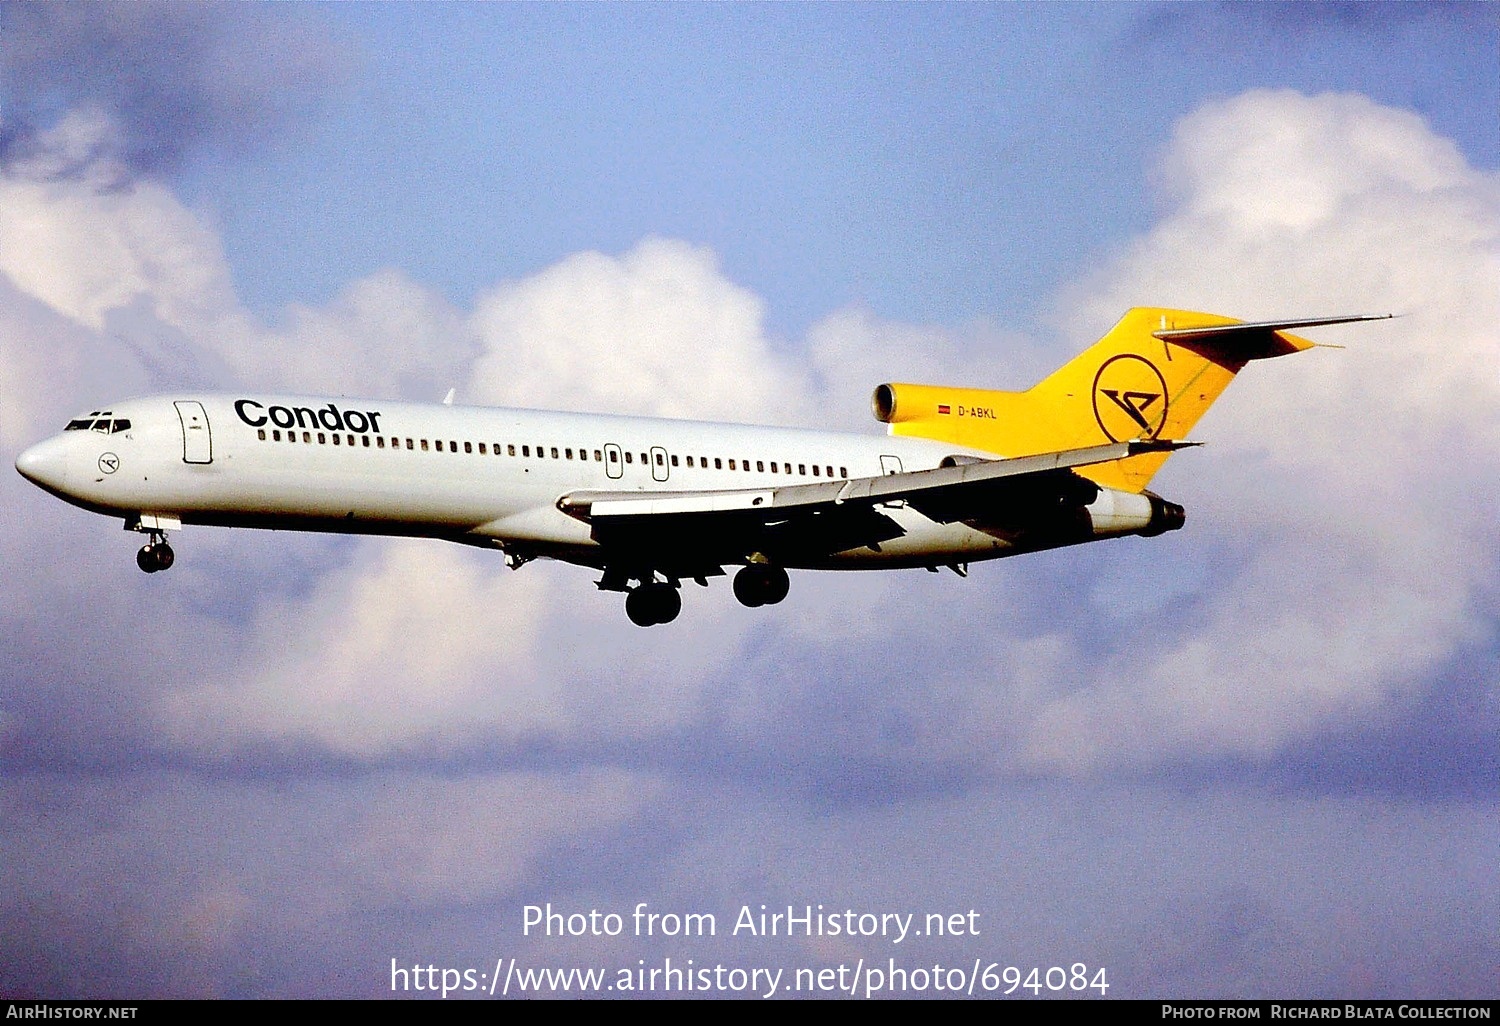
15 436 72 493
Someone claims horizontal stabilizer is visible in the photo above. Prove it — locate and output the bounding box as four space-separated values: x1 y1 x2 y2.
1153 313 1391 359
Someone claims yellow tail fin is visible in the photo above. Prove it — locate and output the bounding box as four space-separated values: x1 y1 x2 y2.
873 308 1378 491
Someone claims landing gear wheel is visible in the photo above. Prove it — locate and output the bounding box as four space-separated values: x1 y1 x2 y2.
733 566 764 607
650 583 681 624
733 565 789 607
761 565 789 605
136 541 174 573
625 582 681 627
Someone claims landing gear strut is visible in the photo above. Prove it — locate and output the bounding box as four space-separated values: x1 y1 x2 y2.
136 533 174 573
733 565 789 608
625 581 682 627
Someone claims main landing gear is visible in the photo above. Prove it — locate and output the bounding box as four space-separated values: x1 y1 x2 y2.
732 565 789 608
604 563 791 626
625 581 682 627
136 533 174 574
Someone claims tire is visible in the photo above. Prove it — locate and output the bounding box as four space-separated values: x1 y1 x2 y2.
625 587 657 626
733 565 775 607
651 583 681 624
762 566 789 605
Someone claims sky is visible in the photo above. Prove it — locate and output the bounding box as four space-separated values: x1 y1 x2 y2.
1 1 1497 1000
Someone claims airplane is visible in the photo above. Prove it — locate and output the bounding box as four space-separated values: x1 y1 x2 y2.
14 308 1387 626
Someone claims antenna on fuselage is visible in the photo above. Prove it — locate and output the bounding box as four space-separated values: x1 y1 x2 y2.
442 388 456 405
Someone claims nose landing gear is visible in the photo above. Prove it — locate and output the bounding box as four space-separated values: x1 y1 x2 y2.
136 532 174 573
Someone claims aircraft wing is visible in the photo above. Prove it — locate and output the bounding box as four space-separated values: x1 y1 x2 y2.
557 438 1193 571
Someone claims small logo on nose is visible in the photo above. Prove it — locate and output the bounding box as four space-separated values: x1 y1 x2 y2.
98 452 119 475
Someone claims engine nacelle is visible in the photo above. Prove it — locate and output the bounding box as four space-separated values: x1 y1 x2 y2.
872 382 1027 426
1087 488 1185 538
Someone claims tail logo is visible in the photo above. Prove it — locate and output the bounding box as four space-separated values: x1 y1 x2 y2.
1092 355 1168 441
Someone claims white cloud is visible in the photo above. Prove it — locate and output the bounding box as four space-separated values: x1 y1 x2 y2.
1022 90 1500 771
0 110 238 337
468 237 811 422
232 269 476 400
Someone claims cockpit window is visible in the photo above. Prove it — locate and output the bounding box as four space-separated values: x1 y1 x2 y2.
110 419 131 433
66 411 120 432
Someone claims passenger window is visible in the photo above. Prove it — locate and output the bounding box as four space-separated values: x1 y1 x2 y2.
566 448 573 460
478 443 486 455
686 456 694 468
509 445 517 456
728 459 736 470
812 465 820 477
799 464 806 475
655 453 664 466
770 462 777 473
420 439 429 451
608 450 617 463
840 467 847 478
670 455 678 467
522 445 530 457
594 450 602 461
318 433 327 444
715 458 723 469
756 460 764 472
625 452 633 464
551 447 559 459
258 429 266 440
465 441 473 454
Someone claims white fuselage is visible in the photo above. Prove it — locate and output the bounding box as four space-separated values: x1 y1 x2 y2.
16 392 1170 582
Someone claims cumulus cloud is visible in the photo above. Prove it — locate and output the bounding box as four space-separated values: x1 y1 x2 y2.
469 238 811 422
0 1 348 179
1019 90 1500 771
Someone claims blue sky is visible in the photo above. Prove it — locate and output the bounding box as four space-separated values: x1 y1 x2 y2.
185 3 1500 336
1 1 1497 999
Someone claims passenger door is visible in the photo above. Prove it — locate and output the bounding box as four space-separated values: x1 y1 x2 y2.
175 401 212 464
